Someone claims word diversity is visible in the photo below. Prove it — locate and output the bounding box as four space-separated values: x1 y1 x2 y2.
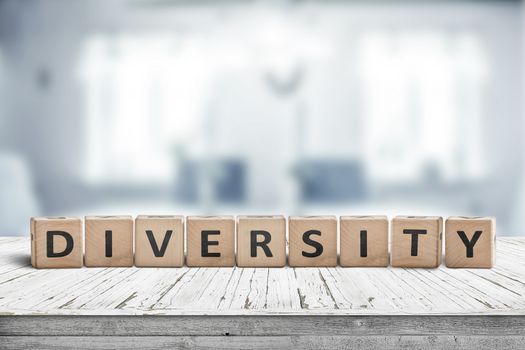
30 215 496 269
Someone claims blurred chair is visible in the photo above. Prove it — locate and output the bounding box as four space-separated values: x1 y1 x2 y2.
299 159 367 203
0 153 40 236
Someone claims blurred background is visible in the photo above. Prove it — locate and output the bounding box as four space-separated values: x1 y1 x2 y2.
0 0 523 236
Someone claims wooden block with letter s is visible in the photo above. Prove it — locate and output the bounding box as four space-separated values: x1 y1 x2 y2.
236 215 286 267
340 215 389 267
135 215 185 267
186 216 235 267
84 216 134 267
391 216 443 268
445 216 495 268
31 217 83 268
288 216 337 267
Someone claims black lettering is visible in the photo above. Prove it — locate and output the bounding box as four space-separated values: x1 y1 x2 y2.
146 230 173 257
457 230 482 258
250 230 273 257
202 230 220 257
302 230 323 258
46 231 74 258
403 229 427 256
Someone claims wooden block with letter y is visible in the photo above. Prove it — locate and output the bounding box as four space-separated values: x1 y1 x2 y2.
186 216 235 267
84 216 134 267
288 216 337 267
135 215 184 267
340 215 389 267
391 216 443 268
31 217 83 268
236 215 286 267
445 216 495 268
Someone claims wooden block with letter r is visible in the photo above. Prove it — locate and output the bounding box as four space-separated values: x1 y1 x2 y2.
445 216 496 268
391 216 443 268
135 215 184 267
84 216 133 267
288 216 337 267
186 216 235 267
340 215 389 267
31 217 83 268
236 215 286 267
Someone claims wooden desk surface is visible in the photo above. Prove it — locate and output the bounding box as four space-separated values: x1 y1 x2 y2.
0 237 524 349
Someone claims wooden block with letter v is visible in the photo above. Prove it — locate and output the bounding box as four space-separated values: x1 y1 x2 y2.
84 216 133 267
391 216 443 268
236 215 286 267
135 215 184 267
288 216 337 267
340 215 389 267
445 216 496 268
186 216 235 267
31 217 83 268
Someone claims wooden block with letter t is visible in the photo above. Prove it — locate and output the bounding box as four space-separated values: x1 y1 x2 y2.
288 216 337 267
84 216 134 267
135 215 184 267
236 215 286 267
445 216 496 268
31 217 83 268
391 216 443 268
186 216 235 267
340 215 389 267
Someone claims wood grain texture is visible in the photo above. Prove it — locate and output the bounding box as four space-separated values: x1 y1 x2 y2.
236 215 286 267
391 216 443 268
134 215 184 267
186 216 235 267
84 216 134 267
340 216 389 267
288 216 337 267
30 217 82 269
445 216 496 268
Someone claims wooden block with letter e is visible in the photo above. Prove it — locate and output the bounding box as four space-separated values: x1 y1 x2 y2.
236 215 286 267
288 216 337 267
186 216 235 267
135 215 184 267
340 215 389 267
31 217 83 268
445 216 496 268
391 216 443 268
84 216 133 267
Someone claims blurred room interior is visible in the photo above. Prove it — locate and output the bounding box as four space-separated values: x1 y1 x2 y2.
0 0 523 235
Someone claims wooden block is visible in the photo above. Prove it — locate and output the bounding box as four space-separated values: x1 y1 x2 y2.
340 215 389 267
391 216 443 268
186 216 235 267
288 216 337 267
236 215 286 267
445 216 496 268
30 217 83 268
135 215 184 267
84 216 133 267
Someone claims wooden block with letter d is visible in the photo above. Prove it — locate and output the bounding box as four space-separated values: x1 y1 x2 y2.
186 216 235 267
30 217 83 268
135 215 184 267
391 216 443 268
236 215 286 267
288 216 337 267
445 216 496 268
340 215 389 267
84 216 133 267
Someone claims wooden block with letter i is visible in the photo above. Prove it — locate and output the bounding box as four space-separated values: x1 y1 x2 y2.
186 216 235 267
445 216 496 268
288 216 337 267
236 215 286 267
135 215 184 267
391 216 443 268
340 215 389 267
85 216 133 267
31 217 83 268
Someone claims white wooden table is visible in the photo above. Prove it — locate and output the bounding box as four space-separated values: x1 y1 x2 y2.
0 237 524 349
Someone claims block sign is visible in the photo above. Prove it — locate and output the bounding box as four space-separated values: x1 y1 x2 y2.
30 215 496 269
